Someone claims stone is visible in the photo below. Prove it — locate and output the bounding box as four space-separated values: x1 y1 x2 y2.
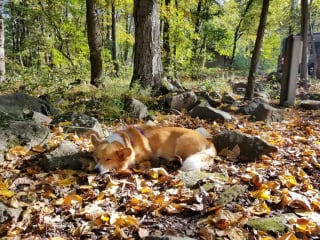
167 91 198 111
51 112 104 137
41 140 93 171
0 93 55 120
123 96 148 120
214 184 248 207
8 121 50 148
175 171 228 188
300 100 320 110
32 111 52 124
221 93 237 104
0 121 50 161
239 98 268 115
213 130 278 162
196 91 220 108
251 103 282 122
188 104 232 122
246 217 288 235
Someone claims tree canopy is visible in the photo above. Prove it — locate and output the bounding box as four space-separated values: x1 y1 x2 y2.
2 0 320 89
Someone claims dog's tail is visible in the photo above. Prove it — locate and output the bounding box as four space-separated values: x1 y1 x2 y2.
180 147 216 171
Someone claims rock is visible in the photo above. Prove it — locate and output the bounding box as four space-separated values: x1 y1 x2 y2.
221 93 237 104
232 82 247 94
309 93 320 101
0 121 50 161
166 91 198 111
194 127 212 139
214 184 248 207
239 98 268 115
213 130 278 162
253 92 270 103
196 91 220 108
40 140 93 171
300 100 320 110
251 103 282 122
188 104 232 122
9 121 50 148
32 111 52 124
161 76 186 92
267 71 282 83
51 112 104 137
123 96 148 120
246 217 288 235
0 93 55 120
176 170 228 188
0 202 23 223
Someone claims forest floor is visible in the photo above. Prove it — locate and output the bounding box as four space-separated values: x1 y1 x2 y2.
1 101 320 239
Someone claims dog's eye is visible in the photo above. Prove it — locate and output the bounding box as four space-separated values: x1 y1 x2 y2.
106 158 112 161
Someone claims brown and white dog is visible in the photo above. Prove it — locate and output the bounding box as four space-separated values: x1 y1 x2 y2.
91 126 216 173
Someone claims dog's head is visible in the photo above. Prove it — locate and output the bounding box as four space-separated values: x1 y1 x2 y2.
91 134 133 173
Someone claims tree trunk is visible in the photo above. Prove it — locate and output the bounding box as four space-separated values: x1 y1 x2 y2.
309 19 318 78
0 0 5 82
300 0 309 88
111 1 119 76
192 0 202 64
131 0 162 90
245 0 270 100
162 0 171 74
86 0 103 87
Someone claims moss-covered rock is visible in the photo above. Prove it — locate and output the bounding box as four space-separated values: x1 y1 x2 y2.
246 216 288 235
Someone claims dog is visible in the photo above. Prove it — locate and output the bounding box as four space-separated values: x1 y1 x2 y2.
91 126 216 173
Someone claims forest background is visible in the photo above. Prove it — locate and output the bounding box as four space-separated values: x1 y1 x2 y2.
0 0 320 119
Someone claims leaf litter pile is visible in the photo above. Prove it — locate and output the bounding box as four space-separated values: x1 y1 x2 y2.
1 108 320 239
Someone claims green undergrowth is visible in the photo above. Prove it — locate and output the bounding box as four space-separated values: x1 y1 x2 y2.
0 68 250 124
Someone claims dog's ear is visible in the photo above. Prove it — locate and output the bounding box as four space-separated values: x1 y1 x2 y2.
117 148 132 161
91 134 101 146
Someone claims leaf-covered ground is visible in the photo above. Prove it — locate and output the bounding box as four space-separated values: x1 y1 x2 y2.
1 107 320 239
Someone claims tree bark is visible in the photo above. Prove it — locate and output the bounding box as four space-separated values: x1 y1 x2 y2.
300 0 309 88
309 18 318 78
131 0 162 90
0 0 5 82
86 0 103 87
111 1 119 76
245 0 270 100
162 0 171 74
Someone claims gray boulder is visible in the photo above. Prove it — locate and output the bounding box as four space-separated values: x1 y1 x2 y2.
0 120 50 161
40 140 92 171
251 103 282 122
51 112 104 137
188 104 232 122
166 91 198 111
213 130 277 162
300 100 320 110
239 98 268 115
0 93 55 121
123 96 148 120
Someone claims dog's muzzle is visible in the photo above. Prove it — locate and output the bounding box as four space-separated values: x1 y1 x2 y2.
95 163 110 174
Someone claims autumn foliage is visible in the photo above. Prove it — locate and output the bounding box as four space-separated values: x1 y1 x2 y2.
0 109 320 239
